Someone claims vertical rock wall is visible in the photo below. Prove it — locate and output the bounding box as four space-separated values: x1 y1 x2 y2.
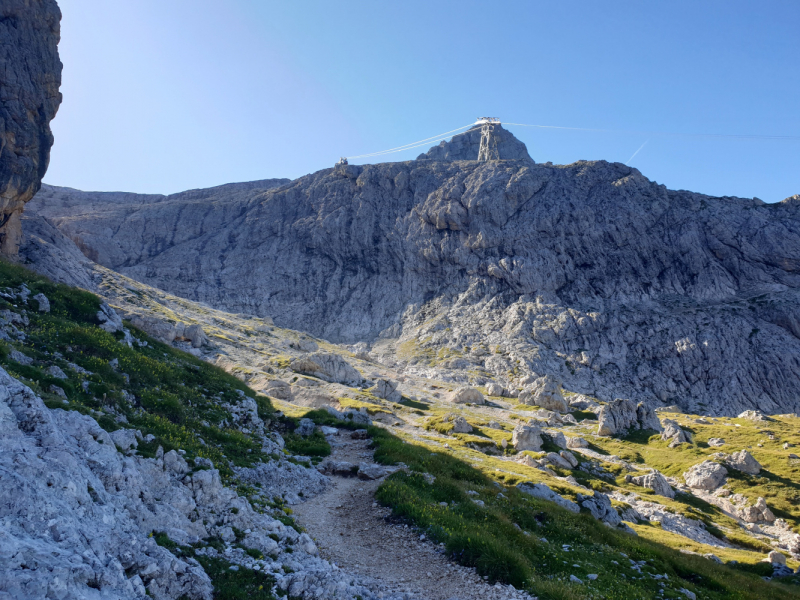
0 0 62 255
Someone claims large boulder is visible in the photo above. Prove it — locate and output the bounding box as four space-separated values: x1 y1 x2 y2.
578 492 621 526
566 436 589 449
447 386 485 405
683 461 728 490
110 428 140 453
295 418 316 437
636 403 662 431
517 482 579 513
129 314 177 344
629 470 674 498
518 375 568 413
544 452 574 470
262 379 292 399
725 450 761 475
448 415 473 434
544 430 568 450
369 378 401 402
738 410 766 421
568 395 601 412
512 423 543 452
597 399 663 436
183 324 208 348
661 418 691 447
0 0 62 255
486 382 504 397
290 352 361 386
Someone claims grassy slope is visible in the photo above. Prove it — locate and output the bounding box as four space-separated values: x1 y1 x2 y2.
271 400 800 600
6 258 799 600
0 260 305 598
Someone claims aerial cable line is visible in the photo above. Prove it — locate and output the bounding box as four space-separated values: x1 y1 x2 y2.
343 119 800 165
501 122 800 142
345 123 477 159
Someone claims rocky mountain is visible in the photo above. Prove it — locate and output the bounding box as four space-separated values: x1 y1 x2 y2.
0 0 62 255
417 121 532 161
25 125 800 415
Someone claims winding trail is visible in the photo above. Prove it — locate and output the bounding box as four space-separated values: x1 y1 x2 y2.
292 430 534 600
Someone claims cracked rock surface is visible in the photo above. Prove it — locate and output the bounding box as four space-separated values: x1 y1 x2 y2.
24 138 800 415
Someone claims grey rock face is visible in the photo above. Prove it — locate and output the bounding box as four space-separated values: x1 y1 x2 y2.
0 0 62 255
19 214 100 290
24 133 800 415
683 460 728 490
0 366 214 600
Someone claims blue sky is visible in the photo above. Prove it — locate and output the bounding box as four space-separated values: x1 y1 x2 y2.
46 0 799 201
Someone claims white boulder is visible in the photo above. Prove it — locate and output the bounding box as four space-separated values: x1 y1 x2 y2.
629 470 674 498
447 386 485 405
597 399 662 436
512 423 543 452
518 375 568 412
683 461 728 490
725 450 761 475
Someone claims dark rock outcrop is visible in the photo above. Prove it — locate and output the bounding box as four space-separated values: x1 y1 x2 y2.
0 0 62 255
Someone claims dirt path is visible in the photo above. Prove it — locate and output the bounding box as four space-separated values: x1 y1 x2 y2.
292 430 535 600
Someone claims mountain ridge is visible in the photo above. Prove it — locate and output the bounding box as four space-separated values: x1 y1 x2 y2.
23 129 800 415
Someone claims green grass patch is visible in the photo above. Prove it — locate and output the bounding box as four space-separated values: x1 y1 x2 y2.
367 425 800 600
0 259 276 481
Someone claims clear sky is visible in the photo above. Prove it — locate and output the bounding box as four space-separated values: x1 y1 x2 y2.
46 0 799 201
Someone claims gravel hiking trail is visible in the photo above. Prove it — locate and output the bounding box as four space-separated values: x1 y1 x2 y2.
292 430 535 600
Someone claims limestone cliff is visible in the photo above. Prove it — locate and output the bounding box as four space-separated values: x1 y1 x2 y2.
0 0 62 255
24 132 800 415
